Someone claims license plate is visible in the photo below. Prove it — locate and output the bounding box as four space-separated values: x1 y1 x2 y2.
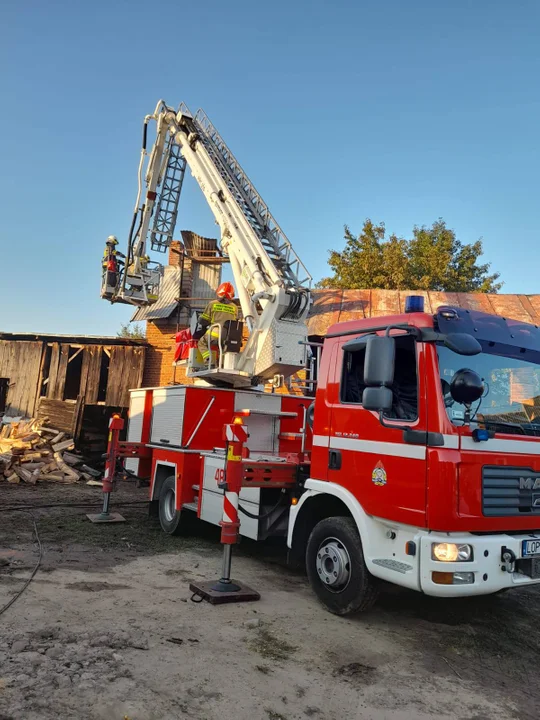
522 539 540 557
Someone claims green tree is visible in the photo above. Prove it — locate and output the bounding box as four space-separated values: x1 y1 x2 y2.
117 322 146 339
317 219 502 293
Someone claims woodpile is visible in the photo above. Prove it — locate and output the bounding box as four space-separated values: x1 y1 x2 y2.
0 417 98 485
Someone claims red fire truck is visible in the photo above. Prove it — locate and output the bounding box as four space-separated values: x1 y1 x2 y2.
100 101 540 614
101 299 540 615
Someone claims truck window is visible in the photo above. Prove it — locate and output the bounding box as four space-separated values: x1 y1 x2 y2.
341 348 367 403
385 336 418 421
340 335 418 420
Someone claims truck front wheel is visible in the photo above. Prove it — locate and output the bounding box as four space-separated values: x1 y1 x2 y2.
158 476 182 535
306 517 378 615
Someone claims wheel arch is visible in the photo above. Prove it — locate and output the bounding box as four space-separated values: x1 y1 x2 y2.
287 484 354 569
151 461 178 502
290 480 423 593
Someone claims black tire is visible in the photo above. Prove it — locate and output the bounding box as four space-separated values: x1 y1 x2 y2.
306 517 378 615
158 476 183 535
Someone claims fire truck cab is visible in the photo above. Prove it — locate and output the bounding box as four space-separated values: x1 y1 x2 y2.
287 298 540 613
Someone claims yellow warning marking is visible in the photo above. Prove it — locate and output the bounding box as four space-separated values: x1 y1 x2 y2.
227 446 241 462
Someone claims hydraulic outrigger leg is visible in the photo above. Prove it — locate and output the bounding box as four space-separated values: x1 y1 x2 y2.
190 419 260 604
87 415 126 524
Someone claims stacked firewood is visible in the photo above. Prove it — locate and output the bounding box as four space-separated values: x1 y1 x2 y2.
0 418 99 485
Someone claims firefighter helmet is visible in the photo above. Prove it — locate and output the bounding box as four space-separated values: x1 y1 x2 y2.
216 282 235 299
106 235 118 246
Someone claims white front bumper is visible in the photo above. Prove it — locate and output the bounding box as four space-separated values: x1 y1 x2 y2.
419 531 540 597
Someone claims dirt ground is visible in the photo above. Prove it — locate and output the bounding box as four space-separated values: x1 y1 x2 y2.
1 481 539 720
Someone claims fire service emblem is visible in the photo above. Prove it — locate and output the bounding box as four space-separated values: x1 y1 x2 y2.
372 461 387 487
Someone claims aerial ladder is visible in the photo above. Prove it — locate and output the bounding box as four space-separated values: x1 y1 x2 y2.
101 100 312 386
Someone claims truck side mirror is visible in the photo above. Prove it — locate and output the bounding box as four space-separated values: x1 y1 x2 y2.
361 335 396 412
364 335 395 386
362 386 393 411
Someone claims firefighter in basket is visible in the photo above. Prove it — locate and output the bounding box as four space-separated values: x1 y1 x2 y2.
192 282 238 367
101 235 125 299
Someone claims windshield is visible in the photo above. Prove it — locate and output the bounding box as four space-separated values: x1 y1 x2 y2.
437 345 540 436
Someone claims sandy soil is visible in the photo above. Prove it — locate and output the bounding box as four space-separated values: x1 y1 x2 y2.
1 481 538 720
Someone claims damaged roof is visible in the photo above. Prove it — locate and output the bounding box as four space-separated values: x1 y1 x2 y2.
307 290 540 336
180 230 221 258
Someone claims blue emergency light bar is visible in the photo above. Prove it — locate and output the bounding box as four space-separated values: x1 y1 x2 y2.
405 295 425 313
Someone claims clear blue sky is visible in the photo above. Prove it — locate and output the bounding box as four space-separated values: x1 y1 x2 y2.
1 0 539 336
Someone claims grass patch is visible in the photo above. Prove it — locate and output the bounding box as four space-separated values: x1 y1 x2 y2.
266 711 288 720
250 628 296 662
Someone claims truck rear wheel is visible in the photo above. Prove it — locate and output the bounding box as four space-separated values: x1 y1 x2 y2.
306 517 378 615
158 476 182 535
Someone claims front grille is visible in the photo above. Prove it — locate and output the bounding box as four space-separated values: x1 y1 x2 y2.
482 466 540 517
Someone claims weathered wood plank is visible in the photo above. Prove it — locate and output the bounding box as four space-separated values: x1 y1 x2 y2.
1 342 43 417
24 343 45 417
71 394 85 440
79 348 91 399
126 347 146 406
52 439 75 453
134 347 145 389
54 345 70 399
47 344 60 400
126 347 141 404
85 346 102 404
106 346 124 406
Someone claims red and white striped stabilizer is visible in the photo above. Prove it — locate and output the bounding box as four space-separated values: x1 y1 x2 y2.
219 421 248 545
222 490 239 525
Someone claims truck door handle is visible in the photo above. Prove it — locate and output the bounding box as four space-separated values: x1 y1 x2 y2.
328 449 342 470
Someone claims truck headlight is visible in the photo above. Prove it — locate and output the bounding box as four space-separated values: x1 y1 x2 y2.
432 542 473 562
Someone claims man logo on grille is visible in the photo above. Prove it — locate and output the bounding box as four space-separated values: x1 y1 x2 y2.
519 477 540 490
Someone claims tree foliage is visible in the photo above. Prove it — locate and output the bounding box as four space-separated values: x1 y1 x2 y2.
117 322 146 339
317 219 502 293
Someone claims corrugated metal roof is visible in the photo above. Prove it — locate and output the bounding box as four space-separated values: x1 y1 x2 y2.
131 266 182 321
307 290 540 336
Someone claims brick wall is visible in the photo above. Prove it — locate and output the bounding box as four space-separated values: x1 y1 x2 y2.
142 320 193 387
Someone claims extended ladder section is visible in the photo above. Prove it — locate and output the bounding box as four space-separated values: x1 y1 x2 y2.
102 100 313 384
192 110 311 292
149 136 187 253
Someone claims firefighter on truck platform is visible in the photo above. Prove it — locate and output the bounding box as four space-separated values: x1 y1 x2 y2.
193 282 238 366
101 235 125 299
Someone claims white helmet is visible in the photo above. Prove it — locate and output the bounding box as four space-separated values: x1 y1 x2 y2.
106 235 118 245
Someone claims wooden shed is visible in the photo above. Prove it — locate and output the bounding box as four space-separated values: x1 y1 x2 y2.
0 333 146 451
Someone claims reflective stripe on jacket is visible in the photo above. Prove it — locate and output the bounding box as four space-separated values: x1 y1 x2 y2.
200 299 238 328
